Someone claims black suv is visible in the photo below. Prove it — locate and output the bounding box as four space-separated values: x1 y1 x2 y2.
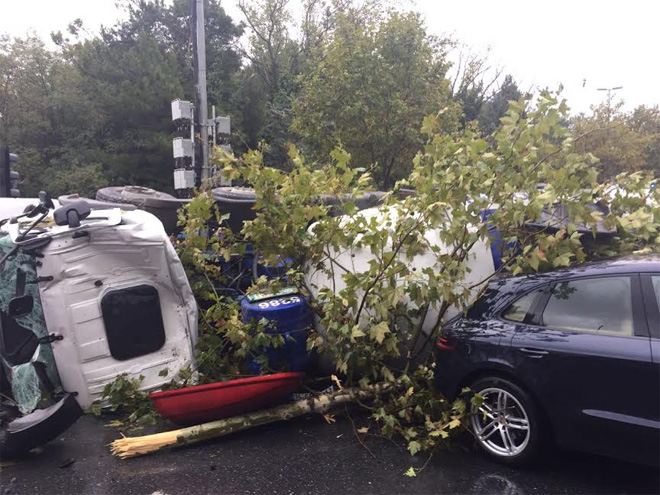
435 256 660 466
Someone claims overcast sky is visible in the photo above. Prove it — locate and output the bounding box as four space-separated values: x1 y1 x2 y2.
1 0 658 115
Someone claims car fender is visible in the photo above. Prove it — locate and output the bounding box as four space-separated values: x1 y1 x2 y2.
456 358 530 396
458 359 558 432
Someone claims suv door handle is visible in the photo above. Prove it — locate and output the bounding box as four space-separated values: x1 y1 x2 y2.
520 348 549 358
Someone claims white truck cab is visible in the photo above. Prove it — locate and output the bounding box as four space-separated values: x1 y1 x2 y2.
0 194 197 455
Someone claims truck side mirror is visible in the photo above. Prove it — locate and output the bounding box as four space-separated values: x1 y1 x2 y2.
53 200 91 228
38 191 55 210
8 295 33 318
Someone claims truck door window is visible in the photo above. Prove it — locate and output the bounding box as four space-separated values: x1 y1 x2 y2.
101 285 166 360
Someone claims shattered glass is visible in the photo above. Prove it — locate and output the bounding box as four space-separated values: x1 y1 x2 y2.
0 235 61 414
9 362 42 413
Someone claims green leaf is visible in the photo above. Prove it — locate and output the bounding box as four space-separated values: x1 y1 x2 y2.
87 401 102 416
404 467 417 477
407 440 422 455
552 254 572 267
351 326 366 339
370 321 390 344
528 253 540 271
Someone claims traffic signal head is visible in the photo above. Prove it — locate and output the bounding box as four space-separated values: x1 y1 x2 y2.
0 147 20 198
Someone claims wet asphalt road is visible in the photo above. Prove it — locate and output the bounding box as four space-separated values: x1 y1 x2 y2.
1 414 658 495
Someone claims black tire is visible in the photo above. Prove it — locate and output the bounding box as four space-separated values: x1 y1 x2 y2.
96 185 176 205
96 186 134 203
211 186 257 202
96 186 186 234
468 376 547 466
211 187 258 233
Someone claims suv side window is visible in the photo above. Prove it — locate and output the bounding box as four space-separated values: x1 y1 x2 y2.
541 277 634 336
502 289 543 323
651 275 660 337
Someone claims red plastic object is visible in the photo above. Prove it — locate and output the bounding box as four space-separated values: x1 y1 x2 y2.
150 372 304 425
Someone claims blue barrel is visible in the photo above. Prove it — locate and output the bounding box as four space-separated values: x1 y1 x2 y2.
480 208 505 270
241 293 312 372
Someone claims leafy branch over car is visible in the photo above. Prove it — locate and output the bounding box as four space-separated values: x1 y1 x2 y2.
161 92 659 459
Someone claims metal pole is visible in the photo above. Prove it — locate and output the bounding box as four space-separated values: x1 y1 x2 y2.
597 86 623 122
211 106 217 177
212 105 217 147
193 0 209 184
190 107 195 175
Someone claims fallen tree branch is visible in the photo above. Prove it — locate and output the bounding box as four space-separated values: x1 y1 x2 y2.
345 405 377 460
110 383 394 459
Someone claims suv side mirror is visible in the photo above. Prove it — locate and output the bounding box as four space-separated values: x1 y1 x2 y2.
8 295 33 318
54 200 91 228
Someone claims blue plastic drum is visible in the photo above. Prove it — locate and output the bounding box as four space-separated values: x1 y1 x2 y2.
241 293 312 372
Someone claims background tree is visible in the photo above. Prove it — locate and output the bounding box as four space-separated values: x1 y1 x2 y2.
293 11 455 188
0 0 243 196
235 0 313 163
449 46 498 126
59 0 243 191
233 0 359 162
447 44 525 135
476 74 523 135
2 0 655 200
572 102 660 180
0 35 107 195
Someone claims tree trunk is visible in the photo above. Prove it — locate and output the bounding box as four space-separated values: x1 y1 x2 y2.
110 383 392 459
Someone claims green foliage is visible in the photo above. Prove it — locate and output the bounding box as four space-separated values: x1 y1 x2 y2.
572 102 660 180
234 0 390 161
205 91 659 455
0 35 104 196
448 44 525 135
3 2 658 456
293 11 456 188
49 162 110 198
476 75 524 135
88 374 158 427
0 0 243 196
234 0 303 162
175 191 289 382
404 466 417 477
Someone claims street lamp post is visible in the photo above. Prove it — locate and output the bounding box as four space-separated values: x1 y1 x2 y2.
597 86 623 121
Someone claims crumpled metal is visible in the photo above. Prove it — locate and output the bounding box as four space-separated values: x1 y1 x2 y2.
0 235 61 414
